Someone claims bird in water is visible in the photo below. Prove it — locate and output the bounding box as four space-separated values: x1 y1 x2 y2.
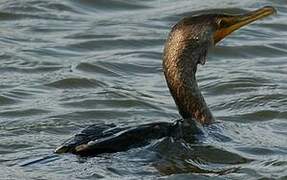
55 6 276 156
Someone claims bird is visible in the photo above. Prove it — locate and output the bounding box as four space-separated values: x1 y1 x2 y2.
55 6 276 156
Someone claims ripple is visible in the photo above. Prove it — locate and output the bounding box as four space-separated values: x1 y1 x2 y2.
51 110 130 121
152 138 249 175
4 89 37 100
259 23 287 34
213 93 287 113
0 143 32 154
212 44 287 59
72 0 151 11
61 98 160 110
46 77 106 89
204 77 271 95
0 66 63 73
43 2 84 14
0 1 84 21
76 60 161 76
0 108 49 117
0 11 33 21
0 95 18 106
236 147 274 156
76 62 121 77
188 145 250 165
221 110 282 122
67 38 163 51
65 33 118 40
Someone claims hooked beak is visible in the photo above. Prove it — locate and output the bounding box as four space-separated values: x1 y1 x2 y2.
214 6 276 44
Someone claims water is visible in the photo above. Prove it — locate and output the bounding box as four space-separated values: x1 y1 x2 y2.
0 0 286 179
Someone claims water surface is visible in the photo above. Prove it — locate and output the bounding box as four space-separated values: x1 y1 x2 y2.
0 0 286 179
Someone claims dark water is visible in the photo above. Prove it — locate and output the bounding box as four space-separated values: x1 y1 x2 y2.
0 0 286 179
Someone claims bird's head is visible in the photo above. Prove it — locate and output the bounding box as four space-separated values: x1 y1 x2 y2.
167 6 276 65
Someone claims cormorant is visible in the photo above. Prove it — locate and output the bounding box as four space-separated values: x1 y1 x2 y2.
55 6 276 156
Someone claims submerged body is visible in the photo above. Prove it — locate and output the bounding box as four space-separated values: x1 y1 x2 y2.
55 6 276 156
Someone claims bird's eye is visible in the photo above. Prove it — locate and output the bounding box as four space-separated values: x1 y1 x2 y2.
194 36 199 42
217 19 228 28
216 19 223 27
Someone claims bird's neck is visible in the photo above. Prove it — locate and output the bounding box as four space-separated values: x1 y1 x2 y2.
162 34 214 125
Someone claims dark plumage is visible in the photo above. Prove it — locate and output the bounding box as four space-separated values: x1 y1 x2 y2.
163 15 216 124
55 6 276 156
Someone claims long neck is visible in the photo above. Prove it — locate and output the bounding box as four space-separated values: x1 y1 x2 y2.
162 31 214 125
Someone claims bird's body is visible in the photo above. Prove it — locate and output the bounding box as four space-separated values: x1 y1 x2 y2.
55 6 276 156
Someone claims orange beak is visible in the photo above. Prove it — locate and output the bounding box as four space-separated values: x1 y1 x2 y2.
214 6 276 44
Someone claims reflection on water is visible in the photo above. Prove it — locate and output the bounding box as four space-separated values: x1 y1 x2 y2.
0 0 286 179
